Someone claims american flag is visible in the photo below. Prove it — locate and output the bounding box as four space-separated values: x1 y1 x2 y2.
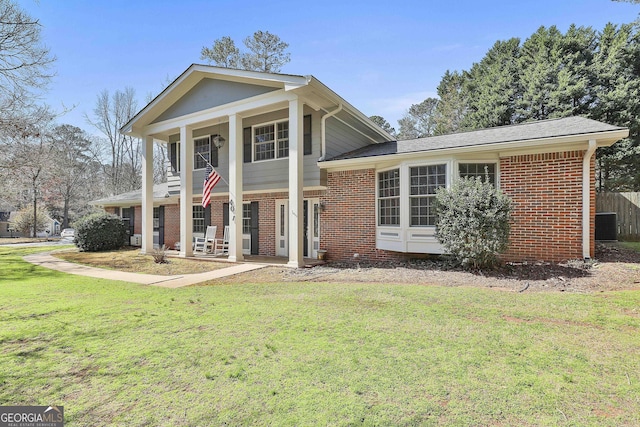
202 164 221 208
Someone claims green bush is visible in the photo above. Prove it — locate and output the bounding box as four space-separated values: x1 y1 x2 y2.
435 176 512 269
74 212 128 252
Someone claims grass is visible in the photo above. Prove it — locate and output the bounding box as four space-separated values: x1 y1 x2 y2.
1 246 639 426
621 241 640 253
54 247 230 275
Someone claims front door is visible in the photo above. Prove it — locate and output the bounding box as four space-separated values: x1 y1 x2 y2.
276 198 319 259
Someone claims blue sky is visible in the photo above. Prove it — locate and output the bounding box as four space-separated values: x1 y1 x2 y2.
22 0 638 135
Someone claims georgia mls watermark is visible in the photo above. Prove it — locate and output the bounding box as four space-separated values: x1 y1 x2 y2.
0 406 63 427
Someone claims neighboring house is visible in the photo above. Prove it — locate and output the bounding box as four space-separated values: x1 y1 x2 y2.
93 64 628 265
0 211 61 238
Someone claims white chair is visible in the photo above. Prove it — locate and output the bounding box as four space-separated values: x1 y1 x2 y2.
194 225 217 254
214 225 230 256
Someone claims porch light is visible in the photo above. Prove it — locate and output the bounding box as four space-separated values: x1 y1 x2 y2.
212 135 226 149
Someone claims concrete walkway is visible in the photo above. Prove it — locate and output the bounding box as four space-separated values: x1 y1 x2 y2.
23 252 266 288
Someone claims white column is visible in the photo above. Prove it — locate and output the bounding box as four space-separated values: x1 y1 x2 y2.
179 125 194 257
141 135 154 253
288 98 304 268
228 113 244 262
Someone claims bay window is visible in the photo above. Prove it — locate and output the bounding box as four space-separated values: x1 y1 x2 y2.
410 164 446 226
459 163 496 185
378 169 400 226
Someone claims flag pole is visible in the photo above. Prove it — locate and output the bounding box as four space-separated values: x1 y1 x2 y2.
197 152 230 187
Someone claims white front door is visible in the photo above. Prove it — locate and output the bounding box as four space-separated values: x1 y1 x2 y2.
242 203 251 255
276 198 319 258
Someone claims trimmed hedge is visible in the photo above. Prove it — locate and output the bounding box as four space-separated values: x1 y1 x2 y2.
74 212 128 252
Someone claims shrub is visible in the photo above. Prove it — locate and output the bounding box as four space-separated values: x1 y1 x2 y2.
74 212 128 252
435 176 512 269
9 207 50 237
151 245 168 264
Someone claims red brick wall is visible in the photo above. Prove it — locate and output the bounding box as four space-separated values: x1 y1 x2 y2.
321 169 403 262
500 150 591 262
164 204 181 249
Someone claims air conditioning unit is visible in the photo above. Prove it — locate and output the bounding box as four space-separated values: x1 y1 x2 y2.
130 234 142 246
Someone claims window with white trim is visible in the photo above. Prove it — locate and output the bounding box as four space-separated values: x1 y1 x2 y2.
193 206 205 233
459 163 496 185
410 164 446 226
378 169 400 226
194 137 210 169
254 120 289 161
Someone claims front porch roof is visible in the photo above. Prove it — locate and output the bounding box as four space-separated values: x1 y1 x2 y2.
90 182 175 208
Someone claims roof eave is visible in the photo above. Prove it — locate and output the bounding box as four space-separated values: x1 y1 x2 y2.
305 77 393 142
319 128 630 170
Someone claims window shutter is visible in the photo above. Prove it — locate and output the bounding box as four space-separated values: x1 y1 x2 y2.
204 205 211 227
250 201 259 255
303 115 312 155
223 203 229 228
243 127 252 163
169 143 177 172
158 206 165 246
211 141 219 167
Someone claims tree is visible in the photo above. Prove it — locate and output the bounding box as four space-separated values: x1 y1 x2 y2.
369 115 396 138
201 31 290 73
200 36 240 68
433 70 467 135
45 125 98 228
462 38 521 129
591 23 640 190
435 176 512 269
397 98 439 140
0 0 55 138
2 119 54 238
87 88 141 195
9 206 49 237
517 26 565 121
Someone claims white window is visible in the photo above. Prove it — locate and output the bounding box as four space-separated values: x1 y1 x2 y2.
410 164 446 226
378 169 400 226
254 120 289 161
193 205 205 233
459 163 496 185
194 137 210 169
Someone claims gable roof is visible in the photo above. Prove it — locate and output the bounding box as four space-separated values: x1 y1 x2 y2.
325 116 628 162
121 64 392 142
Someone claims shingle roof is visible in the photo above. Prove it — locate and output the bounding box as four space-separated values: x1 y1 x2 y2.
325 116 626 161
91 182 172 206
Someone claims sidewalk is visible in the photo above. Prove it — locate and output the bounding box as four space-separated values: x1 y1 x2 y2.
23 252 266 288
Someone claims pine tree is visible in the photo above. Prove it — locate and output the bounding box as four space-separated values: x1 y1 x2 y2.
434 70 467 135
462 38 521 129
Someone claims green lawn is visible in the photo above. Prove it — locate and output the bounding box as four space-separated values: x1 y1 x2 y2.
1 246 639 426
621 241 640 252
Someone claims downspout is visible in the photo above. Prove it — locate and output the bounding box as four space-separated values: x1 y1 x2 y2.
582 139 597 259
319 104 343 161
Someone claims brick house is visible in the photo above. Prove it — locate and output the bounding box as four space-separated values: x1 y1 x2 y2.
92 64 628 265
